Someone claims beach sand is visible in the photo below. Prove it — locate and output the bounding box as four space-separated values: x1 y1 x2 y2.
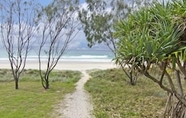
0 60 117 70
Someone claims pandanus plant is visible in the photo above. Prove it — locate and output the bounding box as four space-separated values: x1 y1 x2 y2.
115 0 186 117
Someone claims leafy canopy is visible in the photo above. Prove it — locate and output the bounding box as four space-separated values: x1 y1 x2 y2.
115 0 186 67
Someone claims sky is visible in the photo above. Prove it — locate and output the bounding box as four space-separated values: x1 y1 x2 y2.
36 0 93 50
36 0 107 50
38 0 85 6
38 0 52 6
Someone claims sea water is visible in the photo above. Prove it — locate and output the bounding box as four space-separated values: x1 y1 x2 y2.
0 48 115 62
61 49 114 62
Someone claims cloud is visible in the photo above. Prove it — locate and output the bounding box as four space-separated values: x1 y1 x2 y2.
67 30 89 50
80 2 88 10
0 1 106 52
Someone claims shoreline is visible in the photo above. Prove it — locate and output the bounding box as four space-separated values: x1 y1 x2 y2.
0 60 117 71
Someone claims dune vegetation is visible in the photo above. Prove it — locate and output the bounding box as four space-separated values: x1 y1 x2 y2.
86 68 167 118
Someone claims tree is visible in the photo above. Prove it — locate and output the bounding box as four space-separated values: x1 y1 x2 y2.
37 0 80 89
79 0 156 85
0 0 38 89
115 0 186 117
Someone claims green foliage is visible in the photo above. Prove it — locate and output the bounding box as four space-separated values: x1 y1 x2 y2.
79 7 112 47
42 0 79 22
115 0 186 67
85 69 166 117
114 1 186 117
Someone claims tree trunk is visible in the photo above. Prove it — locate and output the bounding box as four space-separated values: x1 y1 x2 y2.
129 70 137 86
43 75 50 89
119 61 137 85
164 93 186 118
15 78 19 89
45 79 49 89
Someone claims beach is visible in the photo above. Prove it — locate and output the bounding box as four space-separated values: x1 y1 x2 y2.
0 60 117 70
0 49 116 71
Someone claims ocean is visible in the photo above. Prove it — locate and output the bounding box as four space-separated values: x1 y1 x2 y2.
61 49 114 62
0 48 115 62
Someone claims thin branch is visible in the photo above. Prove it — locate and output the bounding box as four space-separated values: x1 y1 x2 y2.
146 72 171 92
165 70 176 93
177 57 186 77
175 70 184 97
158 61 167 88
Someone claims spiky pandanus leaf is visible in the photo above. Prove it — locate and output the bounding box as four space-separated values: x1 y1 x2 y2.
115 1 186 68
115 0 186 117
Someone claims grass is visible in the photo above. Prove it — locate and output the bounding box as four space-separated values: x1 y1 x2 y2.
0 69 81 118
85 68 167 118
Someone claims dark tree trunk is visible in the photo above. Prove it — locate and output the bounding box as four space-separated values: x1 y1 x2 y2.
15 78 19 89
45 79 49 89
129 71 137 86
42 75 50 89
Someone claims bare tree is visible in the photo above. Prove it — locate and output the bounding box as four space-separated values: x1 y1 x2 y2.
37 0 80 89
0 0 38 89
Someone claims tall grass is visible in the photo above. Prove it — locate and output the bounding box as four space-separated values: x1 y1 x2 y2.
85 68 167 118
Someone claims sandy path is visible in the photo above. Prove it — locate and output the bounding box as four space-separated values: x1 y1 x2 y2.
57 71 94 118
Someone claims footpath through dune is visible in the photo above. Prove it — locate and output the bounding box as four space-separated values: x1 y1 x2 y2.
56 71 94 118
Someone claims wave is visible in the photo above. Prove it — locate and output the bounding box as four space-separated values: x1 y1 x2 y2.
26 55 109 59
0 55 113 62
61 55 108 59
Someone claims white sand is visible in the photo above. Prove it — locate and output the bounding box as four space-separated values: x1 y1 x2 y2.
0 60 116 70
0 60 116 118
